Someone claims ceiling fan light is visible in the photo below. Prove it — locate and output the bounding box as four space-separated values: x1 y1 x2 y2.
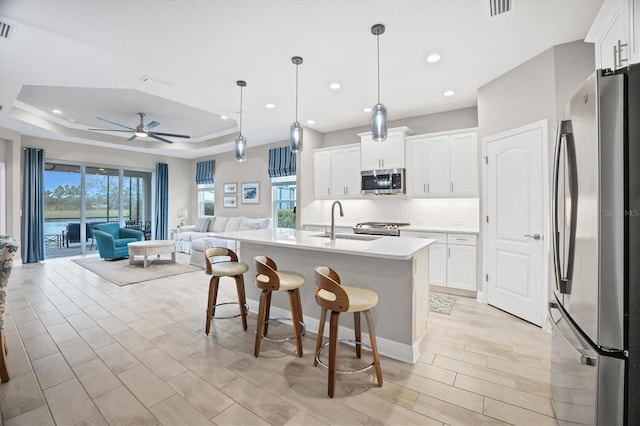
290 121 303 153
235 135 246 162
372 103 387 142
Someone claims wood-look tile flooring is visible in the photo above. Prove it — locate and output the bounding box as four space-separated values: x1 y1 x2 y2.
0 255 555 425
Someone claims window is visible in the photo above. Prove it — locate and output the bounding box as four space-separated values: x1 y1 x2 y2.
199 184 215 216
272 176 296 229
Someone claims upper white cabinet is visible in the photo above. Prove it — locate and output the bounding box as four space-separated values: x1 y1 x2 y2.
405 130 478 198
586 0 640 70
359 127 412 171
313 144 361 199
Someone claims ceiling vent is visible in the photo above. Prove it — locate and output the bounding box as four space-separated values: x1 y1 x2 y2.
489 0 513 17
0 19 15 39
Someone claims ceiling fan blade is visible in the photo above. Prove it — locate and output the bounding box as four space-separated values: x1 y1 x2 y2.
96 117 135 130
146 120 160 129
127 135 137 142
149 134 174 144
88 128 133 132
150 131 190 138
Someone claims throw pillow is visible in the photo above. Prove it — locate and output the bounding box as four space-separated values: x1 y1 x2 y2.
240 217 260 231
193 217 210 233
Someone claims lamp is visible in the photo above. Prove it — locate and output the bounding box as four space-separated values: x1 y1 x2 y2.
177 208 188 226
371 23 387 142
235 80 247 162
290 56 304 153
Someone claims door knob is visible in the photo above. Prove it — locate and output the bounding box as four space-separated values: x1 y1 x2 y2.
524 234 541 240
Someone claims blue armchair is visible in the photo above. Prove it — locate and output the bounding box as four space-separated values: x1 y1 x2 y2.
92 223 144 260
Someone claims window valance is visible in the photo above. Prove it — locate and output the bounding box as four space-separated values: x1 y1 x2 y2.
268 147 296 178
195 160 215 185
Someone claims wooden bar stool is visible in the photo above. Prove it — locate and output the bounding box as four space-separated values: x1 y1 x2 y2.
313 266 383 398
254 256 305 357
203 247 249 335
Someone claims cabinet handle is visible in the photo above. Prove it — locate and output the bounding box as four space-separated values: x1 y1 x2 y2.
614 39 628 68
455 238 467 242
423 183 426 192
427 183 430 193
451 182 454 192
327 187 330 195
448 247 451 258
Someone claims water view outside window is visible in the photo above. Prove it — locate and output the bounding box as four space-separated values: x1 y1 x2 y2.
44 163 81 238
272 177 296 229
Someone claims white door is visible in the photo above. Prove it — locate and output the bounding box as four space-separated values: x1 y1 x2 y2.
483 121 546 326
425 135 450 196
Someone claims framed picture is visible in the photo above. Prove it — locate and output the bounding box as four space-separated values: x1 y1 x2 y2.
223 196 237 208
241 182 260 204
223 182 237 194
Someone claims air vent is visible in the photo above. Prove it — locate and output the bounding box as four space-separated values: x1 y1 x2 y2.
490 0 513 17
0 20 14 39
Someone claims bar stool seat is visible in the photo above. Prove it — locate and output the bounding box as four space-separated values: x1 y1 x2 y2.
204 247 249 335
314 266 383 398
254 256 305 357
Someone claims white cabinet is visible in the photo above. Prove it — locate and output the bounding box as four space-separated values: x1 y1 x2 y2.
403 231 477 292
359 126 412 171
405 130 478 198
587 0 640 69
313 144 361 200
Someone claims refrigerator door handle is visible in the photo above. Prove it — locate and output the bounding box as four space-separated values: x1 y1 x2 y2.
549 303 597 366
552 120 578 294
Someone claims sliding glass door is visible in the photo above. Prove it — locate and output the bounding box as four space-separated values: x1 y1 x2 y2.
44 161 152 258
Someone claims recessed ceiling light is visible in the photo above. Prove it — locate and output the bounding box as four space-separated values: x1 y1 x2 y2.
52 109 62 114
306 119 315 125
329 82 341 90
68 118 76 123
220 115 228 120
426 53 441 63
363 107 372 113
265 103 275 109
443 90 455 97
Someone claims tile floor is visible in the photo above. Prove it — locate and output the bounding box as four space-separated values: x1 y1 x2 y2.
0 254 555 425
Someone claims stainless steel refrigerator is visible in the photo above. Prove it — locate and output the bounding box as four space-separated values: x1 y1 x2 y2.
550 64 640 425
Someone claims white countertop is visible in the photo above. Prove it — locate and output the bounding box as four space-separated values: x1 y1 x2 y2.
304 223 479 234
215 228 435 260
403 225 479 234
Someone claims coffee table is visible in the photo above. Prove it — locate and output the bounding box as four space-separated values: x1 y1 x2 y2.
128 240 176 268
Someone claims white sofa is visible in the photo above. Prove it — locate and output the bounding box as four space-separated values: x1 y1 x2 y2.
176 215 271 254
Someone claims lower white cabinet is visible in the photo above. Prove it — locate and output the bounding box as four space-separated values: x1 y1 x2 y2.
403 231 477 291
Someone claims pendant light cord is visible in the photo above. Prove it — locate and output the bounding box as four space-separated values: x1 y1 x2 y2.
295 64 299 122
239 85 243 135
376 33 381 104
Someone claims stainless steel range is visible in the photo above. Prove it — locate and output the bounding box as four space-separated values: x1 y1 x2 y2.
353 222 410 237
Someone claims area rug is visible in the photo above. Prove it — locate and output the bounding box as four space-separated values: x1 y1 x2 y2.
429 293 457 315
71 253 202 286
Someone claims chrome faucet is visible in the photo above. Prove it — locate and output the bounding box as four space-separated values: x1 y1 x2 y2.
330 200 344 240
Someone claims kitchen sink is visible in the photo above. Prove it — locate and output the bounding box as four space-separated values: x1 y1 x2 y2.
312 233 380 241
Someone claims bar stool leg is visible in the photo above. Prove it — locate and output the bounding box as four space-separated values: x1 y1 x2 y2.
254 289 269 357
328 310 340 398
288 289 303 357
263 291 272 336
205 276 220 335
314 307 327 366
364 310 383 387
354 312 362 359
234 275 248 331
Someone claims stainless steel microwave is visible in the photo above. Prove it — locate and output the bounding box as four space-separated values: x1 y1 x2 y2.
361 168 405 195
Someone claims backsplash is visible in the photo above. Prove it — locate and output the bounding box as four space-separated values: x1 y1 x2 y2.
301 197 479 228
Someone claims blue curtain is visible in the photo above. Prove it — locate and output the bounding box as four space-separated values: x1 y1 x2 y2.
22 148 45 263
268 146 296 177
154 163 169 240
195 160 215 185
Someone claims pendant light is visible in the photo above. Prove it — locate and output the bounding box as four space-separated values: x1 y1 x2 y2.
290 56 304 153
371 23 387 142
235 80 247 162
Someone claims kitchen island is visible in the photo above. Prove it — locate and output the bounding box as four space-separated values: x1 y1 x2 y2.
214 228 435 364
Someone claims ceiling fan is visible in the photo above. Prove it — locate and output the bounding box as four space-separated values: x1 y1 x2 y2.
88 112 190 144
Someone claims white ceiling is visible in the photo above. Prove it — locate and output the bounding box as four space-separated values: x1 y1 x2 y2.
0 0 603 159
